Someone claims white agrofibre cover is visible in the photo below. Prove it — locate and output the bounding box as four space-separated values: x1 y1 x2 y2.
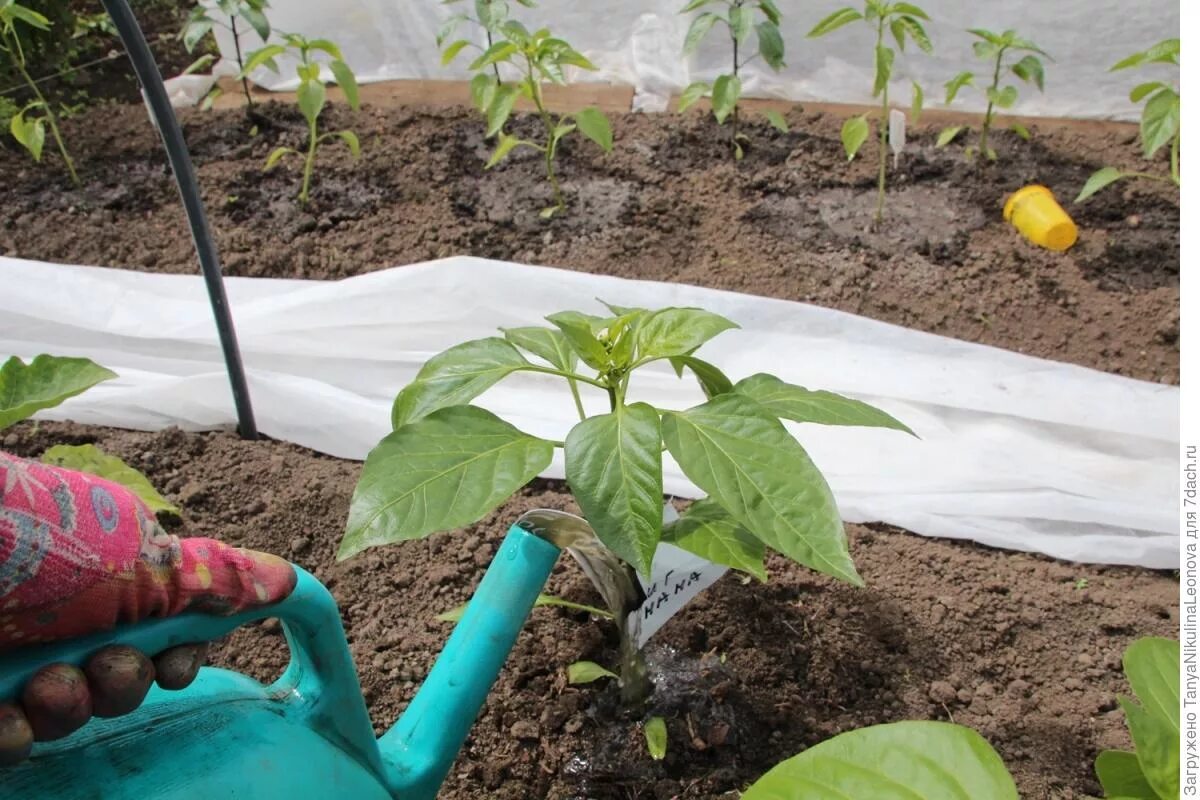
210 0 1179 120
0 256 1179 569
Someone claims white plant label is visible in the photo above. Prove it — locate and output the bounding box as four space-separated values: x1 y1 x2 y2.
889 108 907 166
628 503 729 648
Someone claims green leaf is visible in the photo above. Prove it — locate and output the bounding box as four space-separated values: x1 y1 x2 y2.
9 110 44 162
683 12 720 55
677 81 710 113
933 125 962 148
1120 697 1179 800
565 403 663 577
240 43 287 76
756 21 785 70
1075 167 1125 203
895 16 932 54
469 40 517 71
873 45 894 96
441 38 472 66
306 38 346 62
987 85 1018 109
968 27 1005 47
575 107 613 152
910 81 923 125
391 337 529 429
1095 750 1157 799
1113 38 1179 70
182 18 215 52
485 131 522 168
841 114 869 160
1141 89 1180 159
1124 637 1180 735
486 85 519 137
758 0 782 26
644 717 667 760
438 593 613 623
661 394 861 586
181 54 216 76
297 79 326 125
0 355 116 431
973 40 999 61
469 72 497 112
1011 55 1044 91
742 721 1018 799
476 0 507 30
669 356 733 399
728 5 752 44
679 0 715 11
264 145 297 170
545 311 611 370
339 405 554 560
1010 122 1031 141
335 130 360 158
764 109 788 132
1130 81 1168 104
636 307 738 363
944 70 974 104
663 498 766 580
502 326 577 371
711 74 741 124
436 13 468 47
807 7 862 38
5 3 50 30
889 19 906 51
567 661 618 684
733 374 914 434
41 444 179 517
239 5 270 41
890 3 930 21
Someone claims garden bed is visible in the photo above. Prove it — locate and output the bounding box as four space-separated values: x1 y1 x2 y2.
0 98 1180 799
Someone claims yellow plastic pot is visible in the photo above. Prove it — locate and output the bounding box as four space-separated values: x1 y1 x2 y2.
1003 185 1078 252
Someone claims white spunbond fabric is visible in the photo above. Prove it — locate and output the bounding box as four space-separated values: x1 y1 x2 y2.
0 256 1178 569
208 0 1178 120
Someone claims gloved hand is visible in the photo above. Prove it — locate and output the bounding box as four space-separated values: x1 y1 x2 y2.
0 451 296 764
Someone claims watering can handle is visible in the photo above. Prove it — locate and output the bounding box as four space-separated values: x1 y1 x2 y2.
0 565 385 772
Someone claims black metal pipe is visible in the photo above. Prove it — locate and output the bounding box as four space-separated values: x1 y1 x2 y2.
100 0 259 439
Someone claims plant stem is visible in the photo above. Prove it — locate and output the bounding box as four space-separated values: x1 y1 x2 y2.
521 364 607 388
11 48 79 188
524 54 566 212
730 3 740 159
874 18 887 226
568 379 587 420
485 27 503 86
300 115 317 204
230 15 255 109
980 47 1005 162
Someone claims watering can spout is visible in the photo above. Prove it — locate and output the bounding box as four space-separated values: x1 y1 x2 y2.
378 511 569 797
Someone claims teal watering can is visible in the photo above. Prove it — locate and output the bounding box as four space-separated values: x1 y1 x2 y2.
0 510 576 799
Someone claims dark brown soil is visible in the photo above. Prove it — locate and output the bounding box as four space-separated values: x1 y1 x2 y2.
0 96 1180 799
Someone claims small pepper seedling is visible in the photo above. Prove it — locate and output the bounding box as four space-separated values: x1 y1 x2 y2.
467 23 613 218
937 29 1049 161
438 0 537 116
1 0 80 186
808 1 932 226
676 0 788 160
1076 38 1179 203
180 0 272 112
243 33 360 205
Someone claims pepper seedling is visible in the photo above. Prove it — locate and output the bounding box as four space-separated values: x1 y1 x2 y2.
438 0 537 116
808 1 932 226
338 303 914 706
676 0 788 160
465 23 613 218
180 0 272 112
1076 38 1179 203
243 33 360 205
937 29 1049 161
1 0 80 186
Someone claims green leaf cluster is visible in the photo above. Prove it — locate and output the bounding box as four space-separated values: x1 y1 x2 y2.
1078 39 1180 202
180 0 272 110
340 303 913 589
676 0 788 159
1093 637 1180 799
808 1 932 224
245 32 360 204
455 20 613 217
937 28 1048 162
741 721 1019 798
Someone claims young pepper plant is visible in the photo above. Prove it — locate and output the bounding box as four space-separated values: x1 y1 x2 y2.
244 33 360 205
937 29 1049 161
807 1 932 226
180 0 272 111
1077 38 1180 203
338 303 913 706
469 23 613 218
677 0 788 160
438 0 536 114
0 0 79 186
